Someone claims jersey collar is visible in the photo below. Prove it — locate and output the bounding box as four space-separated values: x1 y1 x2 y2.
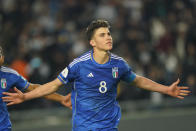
90 50 111 67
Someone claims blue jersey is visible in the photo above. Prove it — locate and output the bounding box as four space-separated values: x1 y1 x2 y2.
0 66 29 131
58 50 136 131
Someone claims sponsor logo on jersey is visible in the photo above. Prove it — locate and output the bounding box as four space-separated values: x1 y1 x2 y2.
1 78 7 89
87 72 94 77
112 67 118 78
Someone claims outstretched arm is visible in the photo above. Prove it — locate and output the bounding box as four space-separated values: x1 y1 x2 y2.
26 83 72 108
3 78 63 105
43 92 72 109
27 83 64 102
132 75 190 99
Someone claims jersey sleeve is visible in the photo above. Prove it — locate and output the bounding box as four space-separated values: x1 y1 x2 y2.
121 60 136 83
57 60 79 84
14 75 30 91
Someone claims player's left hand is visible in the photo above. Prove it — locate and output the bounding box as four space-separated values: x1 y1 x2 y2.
61 93 72 109
167 79 191 99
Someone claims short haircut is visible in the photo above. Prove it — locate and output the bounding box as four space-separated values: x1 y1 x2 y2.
86 19 111 41
0 46 3 57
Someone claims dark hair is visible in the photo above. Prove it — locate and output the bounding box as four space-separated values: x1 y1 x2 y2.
86 19 111 41
0 46 3 57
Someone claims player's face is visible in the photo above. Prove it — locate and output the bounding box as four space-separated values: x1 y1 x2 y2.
90 27 113 51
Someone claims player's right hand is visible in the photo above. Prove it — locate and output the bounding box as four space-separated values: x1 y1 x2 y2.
2 87 25 106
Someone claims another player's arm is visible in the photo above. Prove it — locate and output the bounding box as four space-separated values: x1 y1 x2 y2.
3 78 63 105
131 75 190 99
27 83 63 102
24 78 62 101
26 83 71 108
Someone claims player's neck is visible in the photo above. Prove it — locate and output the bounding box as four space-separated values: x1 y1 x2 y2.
93 49 110 64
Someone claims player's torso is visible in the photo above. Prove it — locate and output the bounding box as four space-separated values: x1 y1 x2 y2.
75 60 123 98
0 68 14 129
0 71 15 97
72 58 125 129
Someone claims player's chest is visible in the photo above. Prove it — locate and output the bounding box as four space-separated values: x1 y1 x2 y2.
78 66 122 88
0 76 13 92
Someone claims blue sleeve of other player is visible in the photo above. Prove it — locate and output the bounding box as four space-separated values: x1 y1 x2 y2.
14 75 30 91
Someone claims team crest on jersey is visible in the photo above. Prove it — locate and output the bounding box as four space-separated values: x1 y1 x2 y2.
112 67 118 78
1 78 7 89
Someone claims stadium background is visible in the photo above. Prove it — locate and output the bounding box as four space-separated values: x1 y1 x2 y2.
0 0 196 131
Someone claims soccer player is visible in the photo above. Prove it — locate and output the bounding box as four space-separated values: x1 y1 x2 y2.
0 46 71 131
3 19 190 131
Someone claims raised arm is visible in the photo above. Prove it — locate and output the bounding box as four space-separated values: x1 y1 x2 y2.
132 75 190 99
3 78 63 105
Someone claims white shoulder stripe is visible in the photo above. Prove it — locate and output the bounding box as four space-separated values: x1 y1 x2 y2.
111 55 123 60
1 66 19 76
111 54 122 58
69 57 90 68
70 54 90 66
69 53 91 68
79 52 90 59
111 56 123 60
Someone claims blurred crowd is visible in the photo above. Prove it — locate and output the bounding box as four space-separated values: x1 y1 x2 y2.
0 0 196 109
